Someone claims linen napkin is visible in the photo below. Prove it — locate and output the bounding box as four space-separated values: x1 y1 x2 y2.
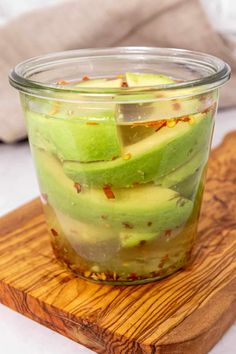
0 0 235 142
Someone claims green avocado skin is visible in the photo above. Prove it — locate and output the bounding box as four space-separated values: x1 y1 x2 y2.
34 149 193 233
26 110 121 162
63 112 214 188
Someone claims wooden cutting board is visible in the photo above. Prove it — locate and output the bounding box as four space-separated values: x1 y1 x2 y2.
0 132 236 354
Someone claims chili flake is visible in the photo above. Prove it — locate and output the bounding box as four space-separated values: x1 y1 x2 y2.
82 75 90 81
103 185 115 199
56 80 69 85
84 271 91 278
147 221 152 227
51 229 58 237
49 103 60 115
86 121 99 125
159 254 169 268
172 102 181 111
97 273 107 281
122 81 128 87
91 273 98 280
122 222 133 229
165 229 172 237
129 272 138 280
203 102 217 114
101 215 108 220
74 182 82 193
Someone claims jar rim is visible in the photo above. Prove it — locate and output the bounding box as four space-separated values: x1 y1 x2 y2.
9 47 231 101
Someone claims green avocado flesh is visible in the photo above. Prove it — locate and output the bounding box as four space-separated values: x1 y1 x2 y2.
126 72 176 86
34 149 193 233
27 110 121 162
26 77 123 162
63 112 213 188
53 209 160 249
74 78 123 88
120 230 160 248
120 72 215 120
160 148 208 188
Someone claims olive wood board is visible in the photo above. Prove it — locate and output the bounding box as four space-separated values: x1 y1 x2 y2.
0 132 236 354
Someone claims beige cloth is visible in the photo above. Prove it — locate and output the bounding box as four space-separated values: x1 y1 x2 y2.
0 0 235 142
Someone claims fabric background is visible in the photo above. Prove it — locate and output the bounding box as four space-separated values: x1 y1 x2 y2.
0 0 235 142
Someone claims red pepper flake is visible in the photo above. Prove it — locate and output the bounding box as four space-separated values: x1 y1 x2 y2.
74 182 82 193
172 102 181 111
147 221 152 227
165 229 172 237
112 156 118 161
159 254 169 268
122 81 128 87
199 94 207 102
122 222 133 229
103 185 115 199
56 80 70 85
155 121 167 132
162 254 169 262
202 102 217 114
51 228 58 237
180 116 190 122
86 121 99 125
139 240 147 246
101 215 108 220
82 75 90 81
131 115 191 133
128 272 138 280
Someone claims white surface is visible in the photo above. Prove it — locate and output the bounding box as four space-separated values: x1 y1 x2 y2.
0 108 236 353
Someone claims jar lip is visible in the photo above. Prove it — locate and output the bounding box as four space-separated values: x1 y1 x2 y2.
9 47 231 99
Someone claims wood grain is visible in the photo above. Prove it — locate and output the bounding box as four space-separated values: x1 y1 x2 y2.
0 132 236 354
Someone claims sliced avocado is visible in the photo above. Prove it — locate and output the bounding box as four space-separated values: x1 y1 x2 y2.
26 77 123 162
120 230 160 248
174 164 208 199
26 109 121 162
34 148 193 232
75 78 123 88
160 148 209 188
126 72 175 86
63 112 213 188
53 209 117 243
122 73 216 120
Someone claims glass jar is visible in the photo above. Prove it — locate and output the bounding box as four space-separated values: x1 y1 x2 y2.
9 47 230 284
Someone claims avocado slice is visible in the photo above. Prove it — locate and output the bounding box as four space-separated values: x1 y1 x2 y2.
120 230 160 248
160 148 209 188
25 77 123 162
122 72 214 120
74 78 123 88
126 72 175 86
63 112 213 188
27 109 121 162
173 163 208 199
34 149 193 232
